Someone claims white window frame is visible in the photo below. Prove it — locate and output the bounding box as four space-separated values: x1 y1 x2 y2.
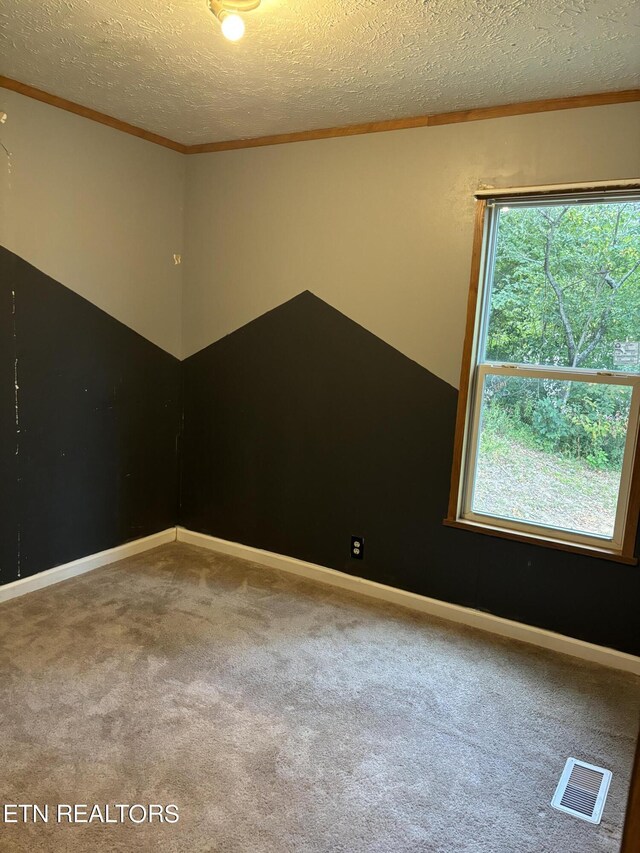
454 189 640 557
463 364 640 551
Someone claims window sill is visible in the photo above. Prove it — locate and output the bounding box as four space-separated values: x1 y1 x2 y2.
442 517 638 565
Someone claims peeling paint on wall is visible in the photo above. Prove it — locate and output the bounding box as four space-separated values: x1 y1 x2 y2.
1 246 181 587
10 288 21 577
11 289 19 453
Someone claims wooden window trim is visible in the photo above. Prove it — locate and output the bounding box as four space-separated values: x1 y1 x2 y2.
444 191 640 565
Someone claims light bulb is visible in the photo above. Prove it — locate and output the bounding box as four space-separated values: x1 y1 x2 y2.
221 13 245 41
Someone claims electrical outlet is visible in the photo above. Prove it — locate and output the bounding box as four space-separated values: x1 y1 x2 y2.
350 535 364 560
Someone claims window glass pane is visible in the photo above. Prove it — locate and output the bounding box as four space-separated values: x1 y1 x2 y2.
471 374 633 539
483 201 640 372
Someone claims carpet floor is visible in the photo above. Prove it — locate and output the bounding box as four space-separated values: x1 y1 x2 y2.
0 542 638 852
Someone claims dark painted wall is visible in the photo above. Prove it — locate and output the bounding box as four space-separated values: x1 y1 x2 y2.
2 257 638 655
0 247 181 585
0 265 19 581
180 291 640 656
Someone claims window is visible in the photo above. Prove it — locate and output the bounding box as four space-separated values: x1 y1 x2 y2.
446 188 640 562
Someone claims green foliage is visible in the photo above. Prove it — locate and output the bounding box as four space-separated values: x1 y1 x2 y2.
482 379 631 471
480 200 640 470
486 201 640 371
566 390 629 470
531 397 570 448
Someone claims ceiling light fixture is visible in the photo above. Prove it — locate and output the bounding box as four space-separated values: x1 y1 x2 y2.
208 0 261 41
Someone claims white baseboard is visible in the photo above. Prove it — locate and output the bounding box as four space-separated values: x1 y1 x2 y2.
177 527 640 675
0 528 177 604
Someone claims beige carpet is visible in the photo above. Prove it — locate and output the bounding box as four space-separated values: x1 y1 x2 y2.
0 542 638 852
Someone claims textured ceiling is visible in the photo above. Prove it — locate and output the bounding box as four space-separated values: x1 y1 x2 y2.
1 0 639 145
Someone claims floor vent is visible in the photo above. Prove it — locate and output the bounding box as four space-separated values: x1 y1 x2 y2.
551 758 612 824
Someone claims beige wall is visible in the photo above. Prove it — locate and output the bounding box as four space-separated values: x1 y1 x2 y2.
0 90 184 358
2 95 638 373
183 102 640 386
